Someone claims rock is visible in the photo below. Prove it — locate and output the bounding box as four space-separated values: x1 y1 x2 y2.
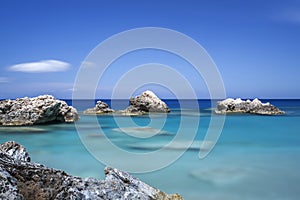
123 90 170 115
0 141 30 162
103 167 182 200
83 101 114 114
0 95 79 126
0 141 183 200
215 98 285 115
83 91 170 116
0 167 23 200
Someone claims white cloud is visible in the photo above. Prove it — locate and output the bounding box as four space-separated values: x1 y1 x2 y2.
81 61 96 69
9 60 70 73
0 77 9 83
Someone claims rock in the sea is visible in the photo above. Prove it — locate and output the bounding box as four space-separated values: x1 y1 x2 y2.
123 90 170 115
0 95 79 126
83 91 170 116
215 98 285 115
0 141 183 200
83 101 114 114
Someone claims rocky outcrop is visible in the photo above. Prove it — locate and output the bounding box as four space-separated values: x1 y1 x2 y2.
123 91 170 115
83 91 170 116
0 95 79 126
0 141 183 200
215 98 285 115
83 101 114 114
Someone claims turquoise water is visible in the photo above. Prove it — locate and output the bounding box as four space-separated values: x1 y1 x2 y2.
1 100 300 200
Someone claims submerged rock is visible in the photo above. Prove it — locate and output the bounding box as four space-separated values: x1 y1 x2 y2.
190 167 248 185
0 95 79 126
0 141 183 200
215 98 285 115
83 101 114 114
123 90 170 115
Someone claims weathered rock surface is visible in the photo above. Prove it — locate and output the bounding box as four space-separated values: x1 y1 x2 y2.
215 98 285 115
84 91 170 116
0 95 79 126
123 91 170 115
83 101 114 114
0 141 183 200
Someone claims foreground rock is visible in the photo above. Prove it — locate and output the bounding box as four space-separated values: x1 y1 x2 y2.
123 90 170 115
83 101 114 114
0 95 79 126
215 98 285 115
0 141 183 200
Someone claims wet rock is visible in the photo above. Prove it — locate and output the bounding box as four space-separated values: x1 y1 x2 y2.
0 95 79 126
0 141 183 200
83 101 114 114
123 90 170 115
215 98 285 115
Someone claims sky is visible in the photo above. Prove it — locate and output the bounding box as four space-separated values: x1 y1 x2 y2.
0 0 299 99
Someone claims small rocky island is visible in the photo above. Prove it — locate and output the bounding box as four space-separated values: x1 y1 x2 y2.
0 141 182 200
84 90 170 115
0 95 79 126
83 101 114 114
123 90 170 114
215 98 285 115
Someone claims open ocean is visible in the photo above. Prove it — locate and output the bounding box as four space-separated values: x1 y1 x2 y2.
1 99 300 200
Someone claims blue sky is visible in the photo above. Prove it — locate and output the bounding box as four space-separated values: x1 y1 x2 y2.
0 0 299 99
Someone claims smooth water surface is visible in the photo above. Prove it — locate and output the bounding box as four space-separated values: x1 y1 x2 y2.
1 99 300 200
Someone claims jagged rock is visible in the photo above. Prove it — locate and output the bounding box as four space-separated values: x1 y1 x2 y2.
83 101 114 114
83 91 170 116
0 95 79 126
215 98 285 115
0 167 23 200
0 141 183 200
123 91 170 115
0 141 30 162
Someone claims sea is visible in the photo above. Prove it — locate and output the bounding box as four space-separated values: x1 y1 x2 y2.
1 99 300 200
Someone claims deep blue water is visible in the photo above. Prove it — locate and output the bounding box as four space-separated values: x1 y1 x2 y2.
1 99 300 200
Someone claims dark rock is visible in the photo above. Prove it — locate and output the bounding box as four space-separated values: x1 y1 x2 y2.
0 141 183 200
0 167 23 200
215 98 285 115
0 95 79 126
0 141 30 162
83 101 114 114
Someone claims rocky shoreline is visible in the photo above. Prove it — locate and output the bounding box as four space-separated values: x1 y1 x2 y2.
0 141 183 200
215 98 285 115
0 92 182 199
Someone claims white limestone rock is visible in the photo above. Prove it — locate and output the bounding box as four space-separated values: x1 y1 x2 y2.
0 95 79 126
83 101 114 114
123 90 170 115
215 98 285 115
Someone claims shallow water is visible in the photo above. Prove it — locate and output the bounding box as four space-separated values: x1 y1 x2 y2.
1 99 300 200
